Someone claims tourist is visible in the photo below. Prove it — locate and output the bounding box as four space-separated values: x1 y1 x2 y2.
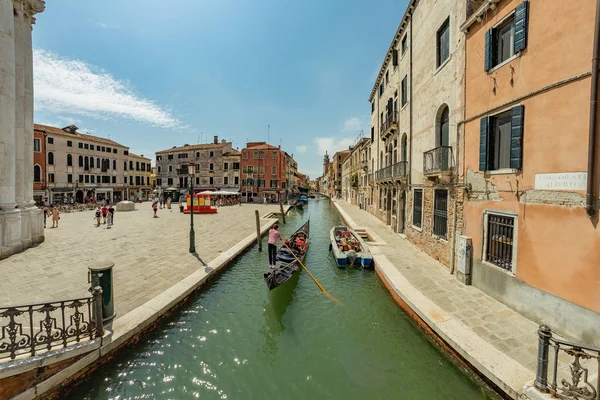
106 207 113 229
51 204 59 228
41 203 47 228
159 196 164 209
179 198 184 213
167 196 172 210
267 223 282 268
108 203 115 225
264 196 267 205
152 201 158 218
94 206 101 227
101 204 108 224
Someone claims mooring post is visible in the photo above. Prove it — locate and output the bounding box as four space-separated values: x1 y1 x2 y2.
534 325 552 392
279 199 286 224
255 209 262 251
92 286 104 338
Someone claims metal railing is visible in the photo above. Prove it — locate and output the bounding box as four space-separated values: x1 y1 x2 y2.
375 161 408 181
423 146 453 174
0 288 103 361
535 325 599 399
380 111 399 134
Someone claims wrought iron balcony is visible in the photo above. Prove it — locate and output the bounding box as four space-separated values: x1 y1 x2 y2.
380 111 399 140
423 146 453 177
375 161 408 182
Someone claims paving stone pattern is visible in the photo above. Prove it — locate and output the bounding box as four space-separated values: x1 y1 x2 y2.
0 203 283 318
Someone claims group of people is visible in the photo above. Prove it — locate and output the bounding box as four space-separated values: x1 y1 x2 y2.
41 204 60 229
94 203 115 228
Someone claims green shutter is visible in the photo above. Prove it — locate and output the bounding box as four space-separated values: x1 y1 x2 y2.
484 29 493 72
510 105 525 169
479 117 489 171
514 1 529 53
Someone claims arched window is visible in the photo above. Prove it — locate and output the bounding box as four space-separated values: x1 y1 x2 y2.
84 156 89 170
113 160 116 170
401 134 408 162
48 152 54 165
33 165 41 182
89 157 94 169
67 154 72 166
96 158 100 169
157 166 161 173
437 105 450 147
79 155 83 167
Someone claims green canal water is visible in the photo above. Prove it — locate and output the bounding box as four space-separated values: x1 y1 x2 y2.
66 199 495 400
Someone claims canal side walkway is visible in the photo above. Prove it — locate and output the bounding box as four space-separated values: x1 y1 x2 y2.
333 200 539 399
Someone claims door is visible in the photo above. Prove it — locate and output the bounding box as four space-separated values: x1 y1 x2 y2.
439 107 450 170
399 191 406 234
386 189 392 225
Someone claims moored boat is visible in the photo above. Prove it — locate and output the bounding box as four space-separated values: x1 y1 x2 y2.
329 226 373 268
264 220 310 291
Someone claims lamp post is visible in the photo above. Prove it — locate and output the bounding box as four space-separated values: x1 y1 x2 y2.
187 163 196 253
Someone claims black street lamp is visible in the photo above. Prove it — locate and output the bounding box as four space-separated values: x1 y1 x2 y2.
187 163 196 253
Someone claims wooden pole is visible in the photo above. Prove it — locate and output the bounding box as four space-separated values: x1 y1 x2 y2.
279 198 286 224
255 210 262 251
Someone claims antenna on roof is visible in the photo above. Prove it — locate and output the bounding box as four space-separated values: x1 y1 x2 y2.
267 124 270 145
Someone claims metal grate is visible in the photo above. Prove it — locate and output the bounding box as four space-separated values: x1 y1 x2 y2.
486 213 515 270
433 190 448 239
413 189 423 228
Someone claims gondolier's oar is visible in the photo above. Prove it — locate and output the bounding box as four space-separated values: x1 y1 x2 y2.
283 243 342 305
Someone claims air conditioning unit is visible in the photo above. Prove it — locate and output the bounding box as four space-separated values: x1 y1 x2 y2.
457 236 472 285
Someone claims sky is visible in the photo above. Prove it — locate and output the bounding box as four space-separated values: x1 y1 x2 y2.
32 0 408 179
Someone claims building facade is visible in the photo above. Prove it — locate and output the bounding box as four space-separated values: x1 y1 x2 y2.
155 136 237 194
33 128 46 204
127 153 152 201
240 142 287 202
342 138 370 207
461 0 600 345
37 124 130 204
222 149 241 191
332 150 350 198
0 0 45 259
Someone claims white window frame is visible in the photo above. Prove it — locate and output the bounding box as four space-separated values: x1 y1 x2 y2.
482 209 518 275
488 10 518 73
34 138 41 152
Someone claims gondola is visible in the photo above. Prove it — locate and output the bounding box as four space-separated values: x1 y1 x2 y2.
329 225 373 268
264 220 310 291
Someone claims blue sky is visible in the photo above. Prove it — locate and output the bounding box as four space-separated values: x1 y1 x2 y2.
33 0 407 179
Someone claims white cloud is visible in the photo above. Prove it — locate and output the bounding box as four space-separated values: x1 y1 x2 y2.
342 117 362 132
314 137 354 157
33 49 180 128
96 22 108 29
296 145 307 153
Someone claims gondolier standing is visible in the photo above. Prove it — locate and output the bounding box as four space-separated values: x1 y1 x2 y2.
268 224 282 268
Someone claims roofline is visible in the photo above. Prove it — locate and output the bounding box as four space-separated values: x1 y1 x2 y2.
368 0 418 103
461 0 501 32
155 142 231 154
33 123 128 149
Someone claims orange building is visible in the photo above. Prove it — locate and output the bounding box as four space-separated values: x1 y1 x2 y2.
33 129 47 204
240 142 288 202
461 0 599 345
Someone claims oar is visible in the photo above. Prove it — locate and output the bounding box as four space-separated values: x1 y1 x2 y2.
283 242 342 305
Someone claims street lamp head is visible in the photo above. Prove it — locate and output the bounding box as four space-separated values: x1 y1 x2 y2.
187 163 196 176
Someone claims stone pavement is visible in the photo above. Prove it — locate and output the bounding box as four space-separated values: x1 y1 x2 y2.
0 202 283 318
333 200 595 399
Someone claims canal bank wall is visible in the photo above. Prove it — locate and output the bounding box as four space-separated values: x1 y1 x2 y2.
1 207 289 400
332 200 533 400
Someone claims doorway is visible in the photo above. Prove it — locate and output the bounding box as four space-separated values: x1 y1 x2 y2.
386 188 392 225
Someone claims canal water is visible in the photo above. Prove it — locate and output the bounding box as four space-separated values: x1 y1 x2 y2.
67 199 494 400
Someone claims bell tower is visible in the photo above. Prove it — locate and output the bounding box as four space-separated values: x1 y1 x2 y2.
323 151 330 177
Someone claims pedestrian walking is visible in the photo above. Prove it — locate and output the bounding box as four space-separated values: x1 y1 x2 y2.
106 207 113 228
101 204 108 224
51 204 60 228
264 197 267 205
167 196 172 210
159 196 164 209
108 203 115 225
42 204 47 228
267 224 282 268
152 199 158 218
94 206 101 226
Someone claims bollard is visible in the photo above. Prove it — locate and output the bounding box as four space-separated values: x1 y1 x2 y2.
88 261 116 322
279 199 286 224
92 286 104 338
255 210 262 251
534 325 552 392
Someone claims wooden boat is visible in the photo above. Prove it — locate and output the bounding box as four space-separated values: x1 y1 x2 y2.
329 225 373 268
264 220 310 291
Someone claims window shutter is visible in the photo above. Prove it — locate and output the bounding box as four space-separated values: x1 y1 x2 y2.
484 29 493 71
479 117 489 171
387 98 393 114
392 49 398 66
514 1 529 53
510 105 525 169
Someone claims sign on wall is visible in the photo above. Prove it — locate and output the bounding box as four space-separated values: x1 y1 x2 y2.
534 172 587 191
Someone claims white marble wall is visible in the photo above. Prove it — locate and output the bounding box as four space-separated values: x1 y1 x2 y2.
0 0 45 259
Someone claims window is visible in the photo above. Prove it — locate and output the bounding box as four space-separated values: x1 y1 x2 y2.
484 212 516 271
106 147 111 153
479 106 524 171
84 156 89 170
385 70 389 85
233 162 240 170
78 174 83 182
195 177 200 185
224 176 229 185
90 145 94 150
272 152 277 159
129 176 133 185
123 150 127 155
272 166 277 175
48 173 55 183
379 83 383 97
412 189 423 228
147 177 150 185
112 176 116 184
66 140 72 147
209 151 214 157
48 152 54 165
433 190 448 239
113 149 117 154
84 175 89 183
234 176 239 185
136 176 141 185
124 161 127 171
90 157 94 168
157 166 161 173
260 151 265 159
168 165 173 172
157 178 162 186
485 3 528 72
243 152 248 159
90 175 95 184
84 143 89 150
209 177 214 185
196 152 200 158
392 48 398 67
371 101 375 113
67 154 72 166
402 35 407 54
254 152 258 159
136 161 140 170
96 158 100 169
224 162 229 170
168 154 173 160
33 165 41 182
437 18 450 67
47 137 53 144
371 126 374 142
34 138 40 152
113 160 116 170
78 143 83 149
209 163 214 171
101 146 105 152
67 174 72 183
270 180 278 188
401 76 408 106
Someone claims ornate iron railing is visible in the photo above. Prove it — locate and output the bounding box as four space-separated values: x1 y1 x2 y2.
423 146 453 174
0 288 103 362
380 111 399 135
375 161 408 181
535 325 600 400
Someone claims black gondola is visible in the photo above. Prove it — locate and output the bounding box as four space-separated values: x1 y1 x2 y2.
263 220 310 291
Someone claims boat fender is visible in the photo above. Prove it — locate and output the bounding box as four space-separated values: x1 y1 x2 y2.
329 243 332 252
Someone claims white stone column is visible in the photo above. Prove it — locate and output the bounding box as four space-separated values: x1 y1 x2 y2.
13 0 26 207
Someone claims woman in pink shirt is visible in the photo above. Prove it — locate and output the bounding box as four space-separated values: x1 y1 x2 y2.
268 224 282 268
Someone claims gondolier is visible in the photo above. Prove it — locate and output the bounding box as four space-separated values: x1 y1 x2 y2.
268 224 282 268
264 220 310 291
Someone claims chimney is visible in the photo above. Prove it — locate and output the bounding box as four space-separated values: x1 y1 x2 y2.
214 135 218 144
221 139 227 144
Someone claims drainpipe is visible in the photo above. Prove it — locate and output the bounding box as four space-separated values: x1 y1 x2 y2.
586 0 600 217
408 11 413 196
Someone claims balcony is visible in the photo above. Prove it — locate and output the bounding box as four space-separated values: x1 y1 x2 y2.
380 111 399 141
375 161 408 183
423 146 453 179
